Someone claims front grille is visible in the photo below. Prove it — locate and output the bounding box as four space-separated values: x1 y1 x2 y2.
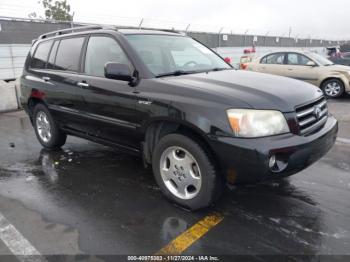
295 97 328 136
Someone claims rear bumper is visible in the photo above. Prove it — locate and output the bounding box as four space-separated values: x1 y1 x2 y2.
209 116 338 184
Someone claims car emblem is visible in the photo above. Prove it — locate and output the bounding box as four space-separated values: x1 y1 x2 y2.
313 106 322 119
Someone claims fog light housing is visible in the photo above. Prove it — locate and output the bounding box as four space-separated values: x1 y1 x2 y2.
269 155 276 169
268 154 288 173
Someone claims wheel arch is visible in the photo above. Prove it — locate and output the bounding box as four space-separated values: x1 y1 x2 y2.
142 119 221 172
320 76 345 89
27 96 47 120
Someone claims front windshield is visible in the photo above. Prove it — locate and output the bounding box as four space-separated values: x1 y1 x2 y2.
126 34 231 76
307 52 334 66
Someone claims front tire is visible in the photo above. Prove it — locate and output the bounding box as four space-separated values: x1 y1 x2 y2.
152 133 223 210
321 79 345 98
33 103 67 149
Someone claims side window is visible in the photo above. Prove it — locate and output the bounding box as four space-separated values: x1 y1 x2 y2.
263 53 285 65
85 36 130 77
260 56 267 64
287 53 312 65
47 41 59 69
299 55 312 65
30 40 53 69
287 53 299 65
55 37 85 72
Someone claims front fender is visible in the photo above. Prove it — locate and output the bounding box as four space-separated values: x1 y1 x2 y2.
139 100 233 138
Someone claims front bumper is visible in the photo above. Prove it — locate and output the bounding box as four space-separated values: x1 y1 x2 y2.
209 116 338 184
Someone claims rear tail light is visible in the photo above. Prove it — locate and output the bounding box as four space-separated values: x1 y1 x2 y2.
241 63 248 70
224 57 232 64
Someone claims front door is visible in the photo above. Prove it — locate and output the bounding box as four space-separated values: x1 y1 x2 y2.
75 35 140 149
284 53 319 86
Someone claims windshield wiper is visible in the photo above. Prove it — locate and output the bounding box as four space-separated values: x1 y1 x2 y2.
209 67 231 72
156 70 198 78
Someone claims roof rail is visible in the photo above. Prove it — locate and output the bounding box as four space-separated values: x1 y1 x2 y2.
116 26 183 34
38 25 105 40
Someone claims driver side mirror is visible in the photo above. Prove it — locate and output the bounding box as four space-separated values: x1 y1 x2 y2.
104 62 133 82
306 61 317 67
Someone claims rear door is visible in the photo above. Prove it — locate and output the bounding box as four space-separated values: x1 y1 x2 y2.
25 39 54 103
284 52 319 86
43 36 87 131
255 52 287 76
75 34 139 149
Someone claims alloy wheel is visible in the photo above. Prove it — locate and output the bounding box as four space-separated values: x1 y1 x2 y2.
324 81 341 97
159 146 202 200
36 111 52 143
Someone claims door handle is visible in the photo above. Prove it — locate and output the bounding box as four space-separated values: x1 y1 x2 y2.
42 76 50 82
77 82 89 88
288 68 293 71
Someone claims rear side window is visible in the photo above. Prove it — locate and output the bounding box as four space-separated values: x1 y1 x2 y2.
287 53 298 65
47 41 59 69
84 36 130 77
55 37 85 72
30 40 53 69
261 53 285 64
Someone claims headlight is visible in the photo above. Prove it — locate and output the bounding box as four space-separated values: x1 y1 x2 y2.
227 109 290 137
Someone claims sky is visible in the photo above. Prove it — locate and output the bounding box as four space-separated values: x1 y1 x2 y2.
0 0 349 40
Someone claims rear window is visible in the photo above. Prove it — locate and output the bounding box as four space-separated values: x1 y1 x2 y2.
55 37 85 72
30 40 53 69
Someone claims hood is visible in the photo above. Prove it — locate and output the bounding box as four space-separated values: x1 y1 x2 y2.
163 70 323 112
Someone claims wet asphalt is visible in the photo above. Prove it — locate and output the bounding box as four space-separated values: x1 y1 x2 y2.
0 97 349 260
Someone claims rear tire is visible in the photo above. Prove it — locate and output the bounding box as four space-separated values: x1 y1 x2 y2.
152 133 223 210
33 103 67 149
321 79 345 98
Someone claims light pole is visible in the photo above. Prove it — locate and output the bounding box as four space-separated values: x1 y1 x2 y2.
308 35 312 47
218 27 224 48
71 12 75 28
294 34 299 47
280 33 285 47
244 29 249 47
264 30 269 47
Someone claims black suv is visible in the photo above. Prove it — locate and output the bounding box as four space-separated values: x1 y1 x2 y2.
21 26 338 210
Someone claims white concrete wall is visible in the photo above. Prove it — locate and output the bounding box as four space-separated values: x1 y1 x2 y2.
0 44 30 80
0 80 19 112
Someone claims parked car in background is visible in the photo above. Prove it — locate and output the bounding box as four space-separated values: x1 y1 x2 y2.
329 52 350 66
246 50 350 98
326 46 341 57
21 27 338 210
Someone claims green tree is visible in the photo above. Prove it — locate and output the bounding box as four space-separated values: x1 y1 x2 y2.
40 0 73 21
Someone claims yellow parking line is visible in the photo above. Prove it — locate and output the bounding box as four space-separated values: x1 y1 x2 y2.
156 212 224 255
